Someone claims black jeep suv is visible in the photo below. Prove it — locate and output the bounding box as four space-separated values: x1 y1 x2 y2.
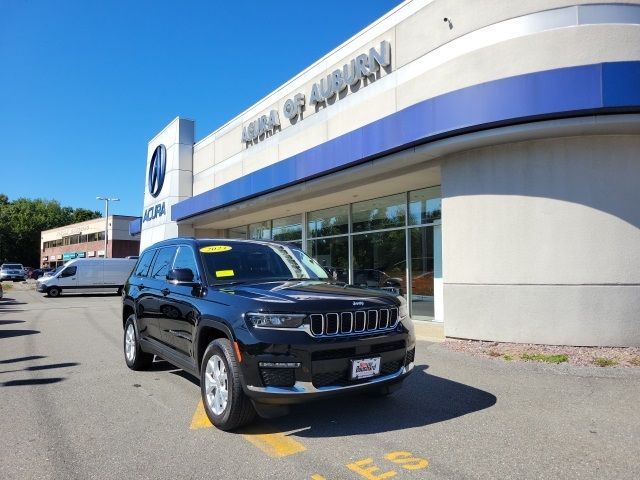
122 238 415 430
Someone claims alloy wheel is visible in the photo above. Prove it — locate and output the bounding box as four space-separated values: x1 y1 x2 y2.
204 354 229 415
125 324 136 362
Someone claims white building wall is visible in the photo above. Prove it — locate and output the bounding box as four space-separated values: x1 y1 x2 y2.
140 118 195 250
442 135 640 346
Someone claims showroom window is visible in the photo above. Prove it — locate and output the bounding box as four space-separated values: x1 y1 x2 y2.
307 236 349 283
218 186 442 321
352 230 406 293
307 205 349 283
272 215 302 243
409 186 441 225
226 226 247 239
249 221 271 240
352 193 406 232
308 205 349 237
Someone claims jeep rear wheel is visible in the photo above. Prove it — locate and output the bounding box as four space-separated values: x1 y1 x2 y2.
200 339 255 431
124 315 153 370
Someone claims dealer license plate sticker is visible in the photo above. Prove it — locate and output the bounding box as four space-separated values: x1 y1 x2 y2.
350 357 381 380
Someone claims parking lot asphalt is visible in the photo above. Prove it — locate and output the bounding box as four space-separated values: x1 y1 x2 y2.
1 287 639 480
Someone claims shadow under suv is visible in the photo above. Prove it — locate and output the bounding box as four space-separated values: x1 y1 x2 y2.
122 238 415 430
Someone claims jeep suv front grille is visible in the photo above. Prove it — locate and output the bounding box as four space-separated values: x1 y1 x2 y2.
309 307 399 337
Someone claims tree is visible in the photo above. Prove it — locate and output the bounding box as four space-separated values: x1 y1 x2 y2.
0 194 101 267
72 208 102 224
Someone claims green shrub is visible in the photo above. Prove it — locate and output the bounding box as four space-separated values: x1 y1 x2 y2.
521 352 568 364
593 357 618 367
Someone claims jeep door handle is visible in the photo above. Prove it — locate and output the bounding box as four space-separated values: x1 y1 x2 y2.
138 284 146 290
161 288 170 296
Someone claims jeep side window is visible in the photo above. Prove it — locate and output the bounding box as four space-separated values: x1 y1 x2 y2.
151 247 178 279
134 250 156 278
172 246 200 281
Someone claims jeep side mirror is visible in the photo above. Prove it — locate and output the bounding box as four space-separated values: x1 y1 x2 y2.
167 268 195 283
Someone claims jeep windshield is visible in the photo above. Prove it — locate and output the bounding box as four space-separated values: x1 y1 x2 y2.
198 242 329 286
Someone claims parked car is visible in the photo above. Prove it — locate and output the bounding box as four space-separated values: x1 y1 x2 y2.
41 267 59 278
29 269 44 280
322 265 348 283
387 258 436 297
0 263 26 282
36 258 137 297
122 238 415 430
353 269 403 294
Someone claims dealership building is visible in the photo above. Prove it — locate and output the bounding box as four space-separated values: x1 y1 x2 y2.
133 0 640 346
42 215 140 268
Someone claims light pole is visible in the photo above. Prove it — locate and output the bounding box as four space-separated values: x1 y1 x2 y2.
96 196 119 258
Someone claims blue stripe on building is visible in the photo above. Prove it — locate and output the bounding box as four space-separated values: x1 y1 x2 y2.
168 61 640 222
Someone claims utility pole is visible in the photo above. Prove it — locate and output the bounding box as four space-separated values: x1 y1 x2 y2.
96 197 119 258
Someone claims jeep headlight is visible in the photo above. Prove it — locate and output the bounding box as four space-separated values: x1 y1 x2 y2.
246 312 306 329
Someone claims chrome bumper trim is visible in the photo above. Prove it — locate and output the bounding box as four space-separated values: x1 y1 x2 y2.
247 362 413 395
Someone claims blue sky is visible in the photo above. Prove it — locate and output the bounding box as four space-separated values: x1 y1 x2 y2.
0 0 402 216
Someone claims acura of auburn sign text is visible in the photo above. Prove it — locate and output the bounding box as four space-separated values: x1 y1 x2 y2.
242 40 391 145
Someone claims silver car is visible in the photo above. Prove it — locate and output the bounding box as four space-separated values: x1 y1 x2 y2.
0 263 26 282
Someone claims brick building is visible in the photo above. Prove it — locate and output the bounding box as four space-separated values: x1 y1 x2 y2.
41 215 140 268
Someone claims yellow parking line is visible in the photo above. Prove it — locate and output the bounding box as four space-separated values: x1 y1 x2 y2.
189 400 307 458
241 430 307 458
189 400 213 430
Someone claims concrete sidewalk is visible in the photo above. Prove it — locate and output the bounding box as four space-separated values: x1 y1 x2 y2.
413 319 445 342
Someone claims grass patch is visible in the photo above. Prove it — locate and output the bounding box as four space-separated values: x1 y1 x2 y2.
593 357 618 367
630 357 640 367
521 352 568 364
1 282 13 291
503 354 513 361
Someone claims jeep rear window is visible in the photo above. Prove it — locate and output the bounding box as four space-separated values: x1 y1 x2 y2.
199 242 329 285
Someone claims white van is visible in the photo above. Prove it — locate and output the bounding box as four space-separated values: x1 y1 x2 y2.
36 258 137 297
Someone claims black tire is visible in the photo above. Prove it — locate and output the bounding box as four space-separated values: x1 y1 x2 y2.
47 286 61 298
124 315 153 370
200 339 255 431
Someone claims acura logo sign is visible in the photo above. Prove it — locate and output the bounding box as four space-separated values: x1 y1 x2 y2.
148 144 166 198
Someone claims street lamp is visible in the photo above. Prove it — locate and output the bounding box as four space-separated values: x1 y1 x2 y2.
96 196 119 258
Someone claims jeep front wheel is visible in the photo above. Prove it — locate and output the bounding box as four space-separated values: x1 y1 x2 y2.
200 339 255 431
